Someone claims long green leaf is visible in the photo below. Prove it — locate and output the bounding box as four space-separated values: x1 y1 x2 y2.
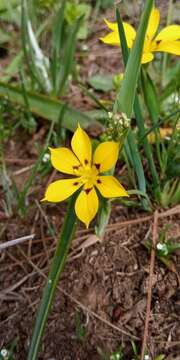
115 0 153 116
141 69 160 120
115 9 151 209
58 16 83 95
51 0 66 92
27 195 77 360
141 69 163 171
134 95 160 192
126 131 149 208
116 8 160 196
0 81 96 131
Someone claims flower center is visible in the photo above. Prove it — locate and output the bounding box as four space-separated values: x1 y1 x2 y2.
81 166 98 184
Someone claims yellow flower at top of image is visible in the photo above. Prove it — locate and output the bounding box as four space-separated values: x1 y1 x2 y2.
43 124 128 228
100 7 180 64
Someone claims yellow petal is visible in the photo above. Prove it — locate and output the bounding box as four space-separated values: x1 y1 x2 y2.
148 128 173 143
154 40 180 56
96 176 128 198
101 19 136 48
49 147 81 175
75 187 99 228
146 7 160 39
120 22 136 47
43 178 82 202
71 124 92 167
100 31 120 46
104 18 118 32
141 52 154 63
156 25 180 42
93 141 119 173
159 128 173 138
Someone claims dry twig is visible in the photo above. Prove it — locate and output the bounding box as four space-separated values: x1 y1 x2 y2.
140 210 159 360
0 234 35 251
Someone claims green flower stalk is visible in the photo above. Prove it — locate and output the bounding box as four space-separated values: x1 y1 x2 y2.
28 195 77 360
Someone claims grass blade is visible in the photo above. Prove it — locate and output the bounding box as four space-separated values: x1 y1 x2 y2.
51 0 66 92
134 95 160 194
58 16 83 95
27 195 77 360
126 130 150 209
141 69 163 171
115 0 153 117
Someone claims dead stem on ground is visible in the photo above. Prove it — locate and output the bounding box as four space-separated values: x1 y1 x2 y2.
140 210 159 360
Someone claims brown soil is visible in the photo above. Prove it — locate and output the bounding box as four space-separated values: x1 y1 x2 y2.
1 1 180 359
0 205 180 359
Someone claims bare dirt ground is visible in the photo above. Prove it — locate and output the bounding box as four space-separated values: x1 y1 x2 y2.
1 202 180 359
0 1 180 359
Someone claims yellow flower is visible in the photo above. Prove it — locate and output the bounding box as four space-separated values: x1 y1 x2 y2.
43 125 128 227
100 7 180 64
147 127 173 143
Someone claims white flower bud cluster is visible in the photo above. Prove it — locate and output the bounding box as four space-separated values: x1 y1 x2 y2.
108 112 130 128
106 111 130 141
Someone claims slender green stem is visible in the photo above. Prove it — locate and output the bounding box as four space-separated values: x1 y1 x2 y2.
17 119 55 216
77 81 108 112
139 109 180 142
27 195 77 360
95 197 111 238
162 0 173 87
134 94 161 195
161 113 179 177
126 129 150 210
90 0 101 33
122 148 136 188
141 70 163 172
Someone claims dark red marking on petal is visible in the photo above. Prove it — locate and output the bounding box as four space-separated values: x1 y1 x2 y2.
156 40 161 45
94 163 100 170
84 159 89 165
84 187 93 195
97 179 102 184
73 165 79 170
73 182 79 186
